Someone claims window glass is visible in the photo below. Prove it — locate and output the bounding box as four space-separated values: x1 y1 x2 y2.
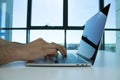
0 1 12 41
31 0 63 26
66 30 83 50
104 0 116 28
0 3 6 28
68 0 99 26
105 31 116 52
0 2 6 39
12 30 26 43
12 0 27 27
30 30 64 45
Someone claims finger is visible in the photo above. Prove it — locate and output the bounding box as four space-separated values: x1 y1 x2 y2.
45 48 58 57
52 42 67 56
46 53 58 58
45 42 66 56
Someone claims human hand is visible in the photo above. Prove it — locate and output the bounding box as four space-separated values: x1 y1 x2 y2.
20 38 66 61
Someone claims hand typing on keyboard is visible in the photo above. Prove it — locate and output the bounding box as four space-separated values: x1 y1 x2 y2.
44 52 67 63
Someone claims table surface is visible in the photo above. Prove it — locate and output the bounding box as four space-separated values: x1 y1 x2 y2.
0 50 120 80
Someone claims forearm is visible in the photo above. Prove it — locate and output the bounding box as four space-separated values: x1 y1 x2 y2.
0 45 22 64
0 47 22 65
0 38 40 64
0 38 25 46
0 40 25 65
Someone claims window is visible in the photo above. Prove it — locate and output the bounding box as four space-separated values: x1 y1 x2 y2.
104 0 118 52
0 2 6 39
12 30 26 43
104 0 116 29
105 31 116 52
12 0 27 27
30 30 64 44
1 0 118 53
66 30 83 50
68 0 99 26
31 0 63 26
0 0 12 41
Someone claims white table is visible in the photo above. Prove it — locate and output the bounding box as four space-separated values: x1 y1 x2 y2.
0 51 120 80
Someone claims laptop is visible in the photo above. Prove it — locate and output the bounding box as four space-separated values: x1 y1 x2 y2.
26 4 110 67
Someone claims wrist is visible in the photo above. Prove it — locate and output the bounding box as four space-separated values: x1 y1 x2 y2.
15 46 28 61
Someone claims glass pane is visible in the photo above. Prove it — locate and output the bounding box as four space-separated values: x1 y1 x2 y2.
116 31 120 53
105 31 116 52
12 0 27 27
0 2 6 39
12 30 26 43
68 0 99 26
31 0 63 26
116 0 120 29
66 30 83 50
104 0 116 28
0 3 6 28
1 36 5 39
30 30 64 45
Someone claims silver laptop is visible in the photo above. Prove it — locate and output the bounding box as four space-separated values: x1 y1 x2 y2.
26 4 110 67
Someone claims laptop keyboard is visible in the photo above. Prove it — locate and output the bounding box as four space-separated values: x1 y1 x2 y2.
55 54 87 63
33 53 87 64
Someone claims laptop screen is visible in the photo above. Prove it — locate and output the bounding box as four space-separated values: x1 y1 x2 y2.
78 11 107 59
